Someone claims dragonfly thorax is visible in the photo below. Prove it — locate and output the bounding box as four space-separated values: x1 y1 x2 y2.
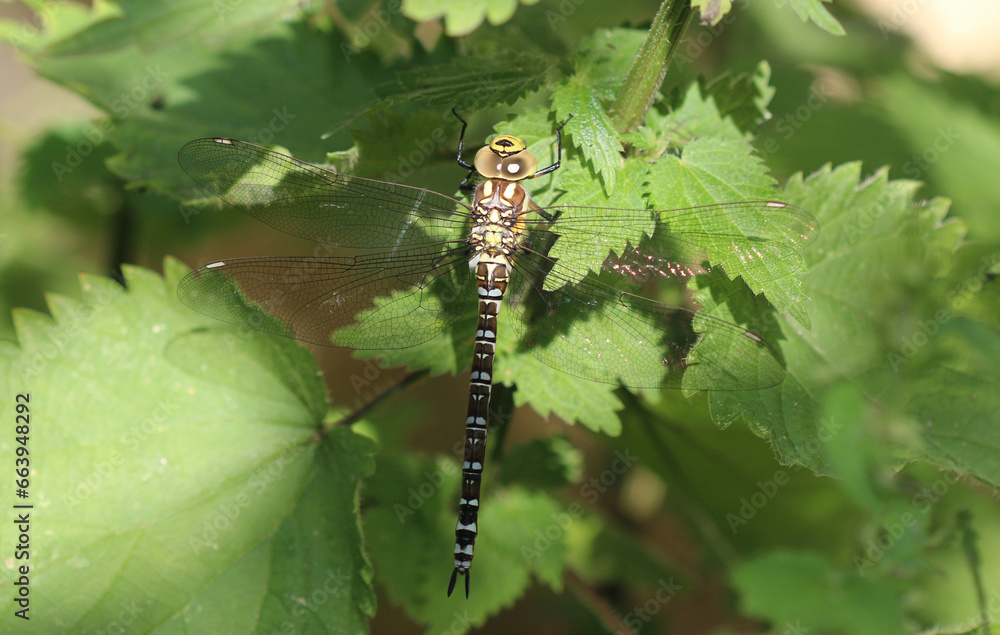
468 177 530 273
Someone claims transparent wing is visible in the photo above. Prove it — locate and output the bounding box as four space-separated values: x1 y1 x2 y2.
506 248 784 390
176 246 477 349
178 138 471 249
524 200 818 287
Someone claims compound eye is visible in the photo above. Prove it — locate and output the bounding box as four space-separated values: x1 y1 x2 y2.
474 146 502 178
501 152 537 180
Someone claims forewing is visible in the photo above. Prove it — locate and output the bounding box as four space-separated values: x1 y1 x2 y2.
506 250 785 390
528 200 818 288
176 247 476 350
178 138 469 249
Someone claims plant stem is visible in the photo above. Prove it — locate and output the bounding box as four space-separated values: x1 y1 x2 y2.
611 0 695 134
331 369 429 430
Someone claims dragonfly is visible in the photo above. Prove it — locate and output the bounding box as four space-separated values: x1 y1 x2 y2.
176 113 817 598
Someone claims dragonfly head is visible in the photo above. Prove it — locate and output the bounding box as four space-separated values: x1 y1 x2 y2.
474 135 537 181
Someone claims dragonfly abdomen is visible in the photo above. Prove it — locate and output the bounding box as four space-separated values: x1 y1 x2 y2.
449 257 509 598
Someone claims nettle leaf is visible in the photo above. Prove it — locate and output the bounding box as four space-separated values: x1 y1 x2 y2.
706 162 1000 487
336 268 478 377
348 110 458 181
703 61 776 133
497 338 625 435
731 550 905 633
0 260 376 631
665 81 751 144
24 14 395 203
576 28 649 100
778 0 845 36
498 435 585 489
539 156 651 288
649 86 813 325
42 0 313 56
374 49 548 111
364 450 567 632
552 74 623 193
693 0 734 26
402 0 540 36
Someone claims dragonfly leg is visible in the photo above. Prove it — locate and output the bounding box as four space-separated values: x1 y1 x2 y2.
452 107 475 171
533 114 573 178
533 201 563 222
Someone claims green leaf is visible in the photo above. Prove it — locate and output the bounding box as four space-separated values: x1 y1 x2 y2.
778 0 845 36
497 340 624 435
0 260 376 631
364 451 567 632
879 73 1000 242
731 550 905 634
20 17 395 205
650 85 813 326
703 60 776 132
0 0 120 53
333 268 478 377
552 74 622 192
373 49 548 112
43 0 314 56
575 28 649 100
157 429 377 634
349 110 457 181
693 0 734 27
707 161 1000 489
498 435 584 489
402 0 540 36
538 156 651 287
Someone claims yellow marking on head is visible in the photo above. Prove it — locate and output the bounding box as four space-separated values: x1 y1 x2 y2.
489 135 527 157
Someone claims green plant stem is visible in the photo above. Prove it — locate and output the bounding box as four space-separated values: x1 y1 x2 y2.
331 369 429 430
611 0 695 134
